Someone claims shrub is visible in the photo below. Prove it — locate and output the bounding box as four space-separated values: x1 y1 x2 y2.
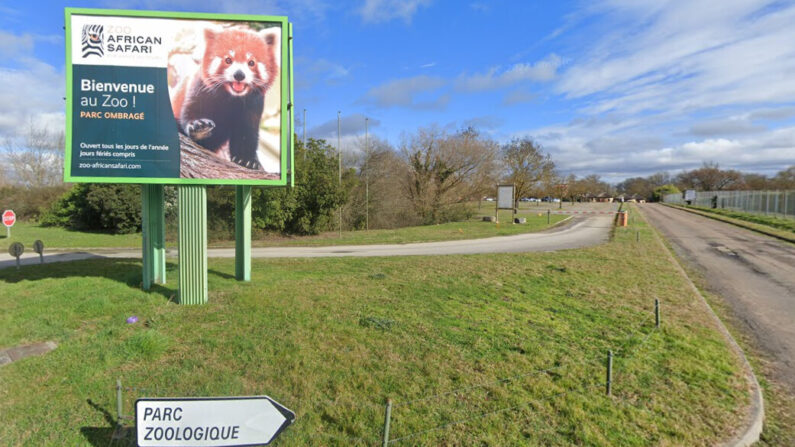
41 184 142 233
0 185 70 221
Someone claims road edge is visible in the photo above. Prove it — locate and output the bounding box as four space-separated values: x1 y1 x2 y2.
638 206 764 447
661 203 795 244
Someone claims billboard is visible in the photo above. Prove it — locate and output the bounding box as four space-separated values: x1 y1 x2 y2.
64 8 293 185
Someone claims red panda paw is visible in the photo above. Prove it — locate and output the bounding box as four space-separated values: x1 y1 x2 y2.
230 155 262 171
186 119 215 141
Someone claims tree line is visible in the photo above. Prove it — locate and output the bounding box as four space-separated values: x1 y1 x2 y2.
2 123 793 235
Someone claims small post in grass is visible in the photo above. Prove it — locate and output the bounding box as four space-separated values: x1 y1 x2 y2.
547 209 551 224
655 299 660 328
116 378 123 427
382 398 392 447
636 230 640 242
606 350 613 396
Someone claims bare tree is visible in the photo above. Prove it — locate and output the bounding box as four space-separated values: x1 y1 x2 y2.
501 137 555 207
4 122 64 187
401 126 496 224
676 162 745 191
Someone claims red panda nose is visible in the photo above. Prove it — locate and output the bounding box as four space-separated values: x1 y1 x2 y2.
233 70 246 82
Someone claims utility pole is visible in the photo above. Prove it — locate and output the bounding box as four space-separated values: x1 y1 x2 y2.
365 117 369 231
337 111 342 238
302 108 307 160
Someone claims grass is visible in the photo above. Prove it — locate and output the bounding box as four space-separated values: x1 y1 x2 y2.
665 204 795 242
0 211 569 251
0 221 143 251
0 205 749 446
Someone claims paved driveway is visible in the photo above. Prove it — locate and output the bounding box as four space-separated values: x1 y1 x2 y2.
0 213 615 268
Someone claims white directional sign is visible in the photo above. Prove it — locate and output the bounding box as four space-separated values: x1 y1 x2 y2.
136 396 294 447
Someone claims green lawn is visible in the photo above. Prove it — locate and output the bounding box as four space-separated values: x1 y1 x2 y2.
0 206 748 446
0 221 143 251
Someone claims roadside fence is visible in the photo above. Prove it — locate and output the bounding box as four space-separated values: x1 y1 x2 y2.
664 190 795 219
107 299 665 446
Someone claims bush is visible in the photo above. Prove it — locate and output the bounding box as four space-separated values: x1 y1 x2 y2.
41 184 142 233
0 185 70 221
653 184 681 202
251 138 346 235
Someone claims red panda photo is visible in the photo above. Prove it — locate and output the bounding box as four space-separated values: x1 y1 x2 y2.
171 26 279 170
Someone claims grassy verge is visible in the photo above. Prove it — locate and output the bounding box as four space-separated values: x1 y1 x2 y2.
663 204 795 243
242 212 569 248
0 222 143 251
0 208 748 445
0 213 569 251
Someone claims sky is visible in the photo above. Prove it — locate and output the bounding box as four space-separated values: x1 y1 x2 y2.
1 0 794 182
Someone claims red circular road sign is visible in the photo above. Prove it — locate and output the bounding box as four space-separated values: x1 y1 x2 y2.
2 210 15 227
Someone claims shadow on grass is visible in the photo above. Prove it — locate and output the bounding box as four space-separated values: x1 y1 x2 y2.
82 399 135 447
0 257 247 301
0 258 178 301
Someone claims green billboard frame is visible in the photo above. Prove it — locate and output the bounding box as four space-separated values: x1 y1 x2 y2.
64 8 294 186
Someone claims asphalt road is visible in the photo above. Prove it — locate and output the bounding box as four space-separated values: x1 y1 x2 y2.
641 203 795 391
0 213 615 268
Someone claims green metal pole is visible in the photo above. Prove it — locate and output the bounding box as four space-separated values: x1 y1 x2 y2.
178 185 207 305
142 185 166 290
235 185 252 282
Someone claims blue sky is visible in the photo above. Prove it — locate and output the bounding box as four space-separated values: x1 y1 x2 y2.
1 0 794 182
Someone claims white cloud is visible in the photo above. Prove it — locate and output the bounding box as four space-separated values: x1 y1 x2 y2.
309 113 380 139
360 75 447 109
502 88 537 106
0 31 34 58
456 54 562 92
689 118 766 136
524 121 795 180
0 30 64 141
557 1 795 115
358 0 432 24
517 0 795 181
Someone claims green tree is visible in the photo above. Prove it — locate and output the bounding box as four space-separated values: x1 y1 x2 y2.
652 184 681 202
251 137 346 235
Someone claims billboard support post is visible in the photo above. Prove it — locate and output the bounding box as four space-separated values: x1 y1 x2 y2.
235 185 252 281
142 185 166 290
178 185 207 305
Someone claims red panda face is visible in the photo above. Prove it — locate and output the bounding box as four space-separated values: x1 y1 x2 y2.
202 27 278 97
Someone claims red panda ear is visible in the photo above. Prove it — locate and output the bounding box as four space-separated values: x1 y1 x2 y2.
204 28 216 43
260 28 279 46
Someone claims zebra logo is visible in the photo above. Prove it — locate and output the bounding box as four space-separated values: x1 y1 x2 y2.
81 24 104 58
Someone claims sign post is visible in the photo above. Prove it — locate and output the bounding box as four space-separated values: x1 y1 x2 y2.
33 240 45 264
8 242 23 269
235 185 252 281
2 210 15 238
496 184 515 224
142 185 166 290
136 396 294 446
